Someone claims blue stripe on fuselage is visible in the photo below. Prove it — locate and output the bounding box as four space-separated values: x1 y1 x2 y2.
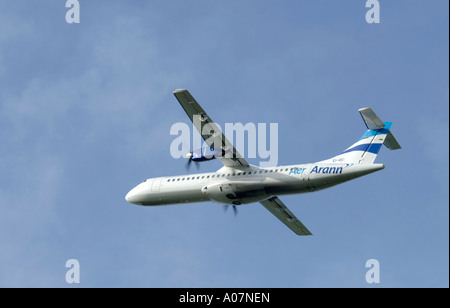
342 143 383 154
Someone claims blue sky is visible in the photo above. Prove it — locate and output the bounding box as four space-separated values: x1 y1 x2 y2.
0 1 448 287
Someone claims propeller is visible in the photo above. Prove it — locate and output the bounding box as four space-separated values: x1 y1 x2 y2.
223 204 238 216
185 152 199 171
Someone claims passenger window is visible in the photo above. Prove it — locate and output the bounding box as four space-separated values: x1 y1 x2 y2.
177 178 180 181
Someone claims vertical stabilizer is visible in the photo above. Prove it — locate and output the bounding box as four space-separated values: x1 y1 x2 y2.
322 108 401 165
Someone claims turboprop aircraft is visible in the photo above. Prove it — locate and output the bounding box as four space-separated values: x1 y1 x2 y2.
125 89 401 235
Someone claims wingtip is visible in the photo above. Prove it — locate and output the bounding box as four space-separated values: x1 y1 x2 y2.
173 89 188 94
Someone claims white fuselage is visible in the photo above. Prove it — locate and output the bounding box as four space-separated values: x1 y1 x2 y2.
125 162 384 206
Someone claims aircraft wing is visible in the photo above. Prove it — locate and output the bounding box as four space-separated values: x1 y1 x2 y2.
173 89 249 168
260 197 312 236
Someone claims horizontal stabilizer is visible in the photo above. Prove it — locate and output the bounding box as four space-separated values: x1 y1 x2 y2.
384 131 402 150
359 107 385 130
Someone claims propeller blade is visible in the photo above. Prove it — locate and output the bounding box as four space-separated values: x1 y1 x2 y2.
223 204 237 216
185 152 200 171
185 151 195 171
185 157 192 171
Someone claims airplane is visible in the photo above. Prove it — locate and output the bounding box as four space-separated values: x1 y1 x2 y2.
125 89 401 236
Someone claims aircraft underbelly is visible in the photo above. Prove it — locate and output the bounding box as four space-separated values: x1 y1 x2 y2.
264 178 310 195
139 182 208 205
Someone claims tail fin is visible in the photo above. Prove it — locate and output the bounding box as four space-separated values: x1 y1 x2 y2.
324 108 401 165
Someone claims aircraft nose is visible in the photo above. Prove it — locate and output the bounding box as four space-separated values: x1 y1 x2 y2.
125 189 142 205
125 181 150 205
125 191 132 203
125 190 133 203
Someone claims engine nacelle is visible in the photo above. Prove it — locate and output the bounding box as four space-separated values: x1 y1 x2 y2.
187 147 225 162
201 181 269 205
